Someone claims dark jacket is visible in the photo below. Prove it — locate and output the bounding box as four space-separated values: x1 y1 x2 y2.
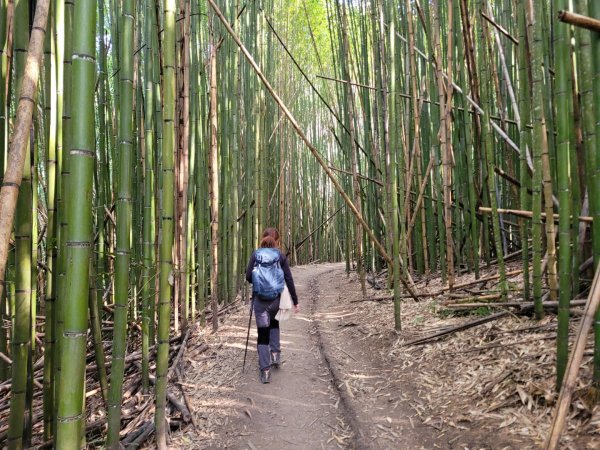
246 249 299 305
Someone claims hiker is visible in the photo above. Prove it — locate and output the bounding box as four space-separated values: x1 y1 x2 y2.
246 227 299 384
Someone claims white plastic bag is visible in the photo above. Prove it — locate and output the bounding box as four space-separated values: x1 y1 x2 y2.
275 285 292 321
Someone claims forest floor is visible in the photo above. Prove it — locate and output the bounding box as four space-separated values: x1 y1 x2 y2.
159 262 600 449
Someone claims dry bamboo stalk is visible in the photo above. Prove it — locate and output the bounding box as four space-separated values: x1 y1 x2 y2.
558 10 600 33
0 0 49 303
544 266 600 450
208 25 219 332
318 73 523 128
480 11 519 45
402 311 510 346
328 165 384 186
443 293 503 304
406 154 435 242
445 299 587 310
479 206 593 223
206 0 420 300
486 5 520 127
429 269 524 295
431 0 455 287
316 74 380 92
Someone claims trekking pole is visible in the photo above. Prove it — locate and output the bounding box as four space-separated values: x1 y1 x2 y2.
242 297 254 373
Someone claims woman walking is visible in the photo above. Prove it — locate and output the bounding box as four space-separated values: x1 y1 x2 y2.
246 228 299 383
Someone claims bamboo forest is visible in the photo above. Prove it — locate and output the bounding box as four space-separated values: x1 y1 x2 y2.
1 0 600 448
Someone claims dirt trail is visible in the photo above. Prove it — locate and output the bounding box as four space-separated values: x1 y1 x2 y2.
169 263 524 449
212 263 358 449
171 263 425 449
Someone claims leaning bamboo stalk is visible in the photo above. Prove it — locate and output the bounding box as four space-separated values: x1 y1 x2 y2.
544 265 600 450
480 10 519 45
207 0 419 300
406 154 435 242
478 207 593 223
0 0 48 321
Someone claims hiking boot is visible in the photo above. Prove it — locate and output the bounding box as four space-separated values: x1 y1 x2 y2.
260 368 271 384
271 352 281 368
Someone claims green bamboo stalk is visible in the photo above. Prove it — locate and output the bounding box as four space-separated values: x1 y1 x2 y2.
42 5 57 439
194 4 207 326
141 0 157 394
589 0 600 387
517 0 532 302
7 1 32 447
479 0 507 300
55 0 74 422
55 2 96 445
339 2 366 296
92 0 109 406
591 2 600 271
208 16 220 332
155 0 176 446
106 0 135 446
554 0 573 389
0 0 7 384
528 0 545 320
387 1 402 330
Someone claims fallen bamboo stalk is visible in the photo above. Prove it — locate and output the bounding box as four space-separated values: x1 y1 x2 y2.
444 299 587 310
207 0 419 301
120 420 150 446
479 206 593 223
402 312 510 346
544 265 600 450
443 294 503 304
127 420 155 449
174 362 199 431
459 334 556 354
350 292 432 303
426 269 524 296
558 10 600 33
133 363 191 424
167 327 191 380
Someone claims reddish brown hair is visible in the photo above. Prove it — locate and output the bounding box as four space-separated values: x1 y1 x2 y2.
259 236 277 248
259 227 280 248
262 227 280 241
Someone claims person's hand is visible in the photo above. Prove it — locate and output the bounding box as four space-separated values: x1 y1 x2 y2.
294 304 300 313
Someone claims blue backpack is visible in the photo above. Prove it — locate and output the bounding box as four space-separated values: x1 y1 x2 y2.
251 248 285 300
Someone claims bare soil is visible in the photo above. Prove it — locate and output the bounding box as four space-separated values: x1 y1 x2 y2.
165 262 600 449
